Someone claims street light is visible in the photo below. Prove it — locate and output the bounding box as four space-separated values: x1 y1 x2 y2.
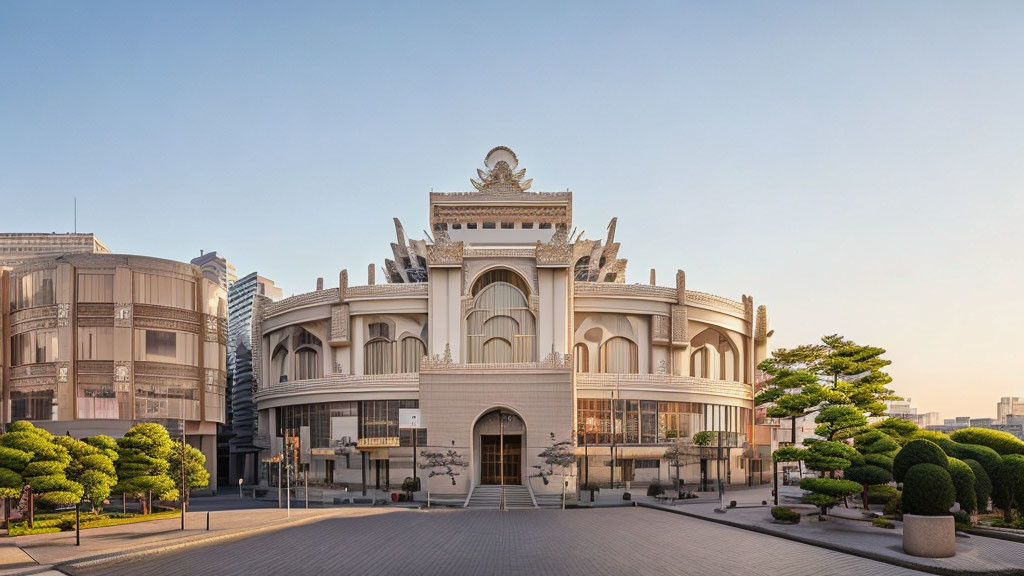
238 477 244 499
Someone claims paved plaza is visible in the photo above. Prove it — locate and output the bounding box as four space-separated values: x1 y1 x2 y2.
65 507 929 576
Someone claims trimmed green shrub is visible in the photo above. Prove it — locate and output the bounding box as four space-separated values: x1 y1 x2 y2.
845 465 892 487
893 439 948 483
884 493 902 517
771 506 801 523
800 477 862 514
902 463 955 516
951 443 1003 480
910 430 959 453
871 517 895 529
863 453 894 472
962 459 992 512
855 430 900 456
947 458 977 514
992 454 1024 520
772 445 808 463
647 482 664 497
950 428 1024 456
867 484 900 505
804 441 860 473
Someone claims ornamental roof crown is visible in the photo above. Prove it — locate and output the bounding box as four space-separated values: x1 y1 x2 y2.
470 146 533 193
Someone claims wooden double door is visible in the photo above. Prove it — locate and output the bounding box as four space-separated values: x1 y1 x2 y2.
480 435 521 485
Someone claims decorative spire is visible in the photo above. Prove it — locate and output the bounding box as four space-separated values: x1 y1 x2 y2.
470 146 533 193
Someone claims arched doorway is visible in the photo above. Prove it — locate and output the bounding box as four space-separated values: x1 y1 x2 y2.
472 408 526 486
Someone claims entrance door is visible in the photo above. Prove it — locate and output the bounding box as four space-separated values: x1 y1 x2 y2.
480 435 521 485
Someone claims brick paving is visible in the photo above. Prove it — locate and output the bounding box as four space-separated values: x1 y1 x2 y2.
68 507 928 576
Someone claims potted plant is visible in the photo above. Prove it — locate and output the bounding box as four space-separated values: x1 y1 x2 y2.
896 441 956 558
582 481 601 503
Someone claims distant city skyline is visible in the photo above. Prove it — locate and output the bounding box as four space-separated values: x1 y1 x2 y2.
3 2 1021 420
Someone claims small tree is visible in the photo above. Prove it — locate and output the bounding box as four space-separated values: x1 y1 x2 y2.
799 477 862 517
814 405 868 442
992 454 1024 522
0 445 31 525
844 465 892 510
663 437 698 490
419 448 468 508
532 433 576 508
0 422 82 511
168 442 209 505
53 435 118 514
114 423 175 514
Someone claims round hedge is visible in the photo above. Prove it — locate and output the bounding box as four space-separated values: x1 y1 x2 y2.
911 430 959 454
993 454 1024 515
902 463 955 516
962 458 992 511
950 428 1024 456
844 465 892 487
893 439 948 482
947 457 978 514
951 443 1003 480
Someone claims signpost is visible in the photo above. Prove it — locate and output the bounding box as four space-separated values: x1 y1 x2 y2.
399 409 423 498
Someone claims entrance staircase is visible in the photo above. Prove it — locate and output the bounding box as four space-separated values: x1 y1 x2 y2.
465 485 537 510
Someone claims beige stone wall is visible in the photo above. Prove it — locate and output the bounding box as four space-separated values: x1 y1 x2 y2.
419 368 573 495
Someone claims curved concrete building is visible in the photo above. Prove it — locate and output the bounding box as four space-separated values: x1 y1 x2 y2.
1 253 227 480
252 148 774 504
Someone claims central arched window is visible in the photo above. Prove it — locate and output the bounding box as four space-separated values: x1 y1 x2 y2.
599 337 638 374
400 337 426 373
364 338 393 375
689 328 739 381
466 269 536 363
294 329 322 380
272 342 289 383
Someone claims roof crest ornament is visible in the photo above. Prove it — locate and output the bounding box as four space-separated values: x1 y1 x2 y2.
470 146 533 193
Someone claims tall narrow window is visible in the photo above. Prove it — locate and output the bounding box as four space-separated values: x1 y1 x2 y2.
573 343 589 373
400 337 425 373
364 339 393 375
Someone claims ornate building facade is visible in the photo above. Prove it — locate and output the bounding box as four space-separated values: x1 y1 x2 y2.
252 147 774 503
0 253 227 482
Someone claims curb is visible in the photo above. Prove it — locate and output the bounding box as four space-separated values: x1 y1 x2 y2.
22 510 355 576
637 503 1021 576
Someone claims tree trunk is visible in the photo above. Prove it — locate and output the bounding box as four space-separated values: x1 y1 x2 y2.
791 416 797 444
861 487 869 510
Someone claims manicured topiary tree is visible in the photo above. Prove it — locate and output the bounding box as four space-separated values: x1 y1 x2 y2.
962 459 992 512
893 440 948 483
53 435 118 514
910 430 959 453
872 418 919 444
855 429 900 458
949 428 1024 456
844 464 892 509
814 405 867 442
950 443 1002 482
992 454 1024 522
863 453 894 472
946 458 977 514
902 463 955 516
799 477 862 516
0 445 31 524
114 423 176 514
0 421 82 507
804 440 860 476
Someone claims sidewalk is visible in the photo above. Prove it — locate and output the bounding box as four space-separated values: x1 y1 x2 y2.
0 506 402 576
638 486 1024 576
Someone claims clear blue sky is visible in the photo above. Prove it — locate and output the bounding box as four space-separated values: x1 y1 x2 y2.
2 2 1022 420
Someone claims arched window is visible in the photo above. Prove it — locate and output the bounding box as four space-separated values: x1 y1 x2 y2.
574 257 593 281
573 343 590 373
271 342 289 383
482 337 513 363
293 329 322 380
465 269 536 364
400 337 426 373
599 337 638 374
364 338 393 375
295 348 319 380
690 328 739 381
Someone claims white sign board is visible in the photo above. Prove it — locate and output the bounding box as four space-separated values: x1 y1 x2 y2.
399 408 423 429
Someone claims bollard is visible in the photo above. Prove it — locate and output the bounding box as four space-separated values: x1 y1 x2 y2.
206 511 210 531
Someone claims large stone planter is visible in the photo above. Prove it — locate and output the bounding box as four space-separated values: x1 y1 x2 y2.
902 514 955 558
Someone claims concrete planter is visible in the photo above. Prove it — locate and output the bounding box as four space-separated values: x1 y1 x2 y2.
903 514 955 558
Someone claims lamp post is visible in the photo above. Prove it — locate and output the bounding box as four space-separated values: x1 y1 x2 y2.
181 417 186 531
238 477 243 499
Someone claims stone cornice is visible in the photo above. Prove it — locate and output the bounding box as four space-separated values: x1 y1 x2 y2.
684 290 746 317
575 373 753 401
574 282 676 301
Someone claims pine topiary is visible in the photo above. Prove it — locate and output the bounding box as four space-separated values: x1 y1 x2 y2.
893 439 948 483
947 458 977 514
863 453 894 472
902 463 955 516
